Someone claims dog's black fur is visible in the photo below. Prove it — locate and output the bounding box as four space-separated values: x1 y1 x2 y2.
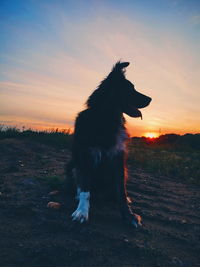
67 61 151 226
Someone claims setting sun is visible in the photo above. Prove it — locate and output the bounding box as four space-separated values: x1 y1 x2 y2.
144 132 159 139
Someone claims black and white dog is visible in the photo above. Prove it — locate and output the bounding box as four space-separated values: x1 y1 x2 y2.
68 62 151 227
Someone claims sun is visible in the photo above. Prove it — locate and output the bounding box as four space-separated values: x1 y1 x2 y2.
144 132 159 139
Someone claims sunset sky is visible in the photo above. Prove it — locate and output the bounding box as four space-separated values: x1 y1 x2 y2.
0 0 200 136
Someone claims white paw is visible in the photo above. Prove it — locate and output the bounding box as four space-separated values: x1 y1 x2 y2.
71 208 89 223
72 191 90 223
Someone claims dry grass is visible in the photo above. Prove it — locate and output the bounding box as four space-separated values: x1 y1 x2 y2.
1 125 199 185
128 138 200 184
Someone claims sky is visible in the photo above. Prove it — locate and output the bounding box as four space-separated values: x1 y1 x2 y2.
0 0 200 136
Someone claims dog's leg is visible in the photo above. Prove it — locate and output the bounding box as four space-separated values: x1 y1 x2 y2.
71 168 91 223
71 191 90 223
115 152 142 228
71 148 101 223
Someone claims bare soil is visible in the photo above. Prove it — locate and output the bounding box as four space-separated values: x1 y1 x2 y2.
0 138 199 267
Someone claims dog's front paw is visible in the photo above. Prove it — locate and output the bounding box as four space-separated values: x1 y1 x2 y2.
71 208 89 223
124 212 142 228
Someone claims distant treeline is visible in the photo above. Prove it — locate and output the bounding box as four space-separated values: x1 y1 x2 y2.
132 133 200 150
0 126 200 150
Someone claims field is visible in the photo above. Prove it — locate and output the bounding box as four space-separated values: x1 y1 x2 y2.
0 128 200 267
128 136 200 185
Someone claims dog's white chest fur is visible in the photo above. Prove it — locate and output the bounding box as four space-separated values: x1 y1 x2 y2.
108 127 128 156
89 127 128 165
114 127 128 151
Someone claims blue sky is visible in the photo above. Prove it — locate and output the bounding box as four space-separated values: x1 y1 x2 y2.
0 0 200 136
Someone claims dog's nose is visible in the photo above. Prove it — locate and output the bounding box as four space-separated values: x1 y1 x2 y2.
145 96 152 107
147 96 152 104
138 95 152 108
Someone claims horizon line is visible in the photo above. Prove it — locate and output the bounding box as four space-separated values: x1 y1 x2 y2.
0 123 199 138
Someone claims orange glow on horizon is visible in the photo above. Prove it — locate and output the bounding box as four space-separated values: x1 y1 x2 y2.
143 132 160 139
2 120 199 137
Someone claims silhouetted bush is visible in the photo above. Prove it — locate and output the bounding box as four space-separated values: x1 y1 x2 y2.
135 133 200 150
0 125 73 148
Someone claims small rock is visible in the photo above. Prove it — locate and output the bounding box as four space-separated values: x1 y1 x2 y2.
172 257 184 266
123 235 129 243
47 201 61 210
48 190 59 196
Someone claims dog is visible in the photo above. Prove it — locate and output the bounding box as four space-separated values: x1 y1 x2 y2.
67 61 151 227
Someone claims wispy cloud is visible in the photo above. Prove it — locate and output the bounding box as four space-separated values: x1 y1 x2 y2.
190 14 200 25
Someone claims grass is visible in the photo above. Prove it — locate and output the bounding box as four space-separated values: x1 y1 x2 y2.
1 125 200 185
128 138 200 185
0 125 73 148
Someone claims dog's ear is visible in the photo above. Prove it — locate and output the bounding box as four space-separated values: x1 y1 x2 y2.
108 61 130 79
117 62 130 69
113 61 130 71
86 61 130 108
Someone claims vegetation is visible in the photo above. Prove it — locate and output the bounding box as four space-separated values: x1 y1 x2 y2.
0 125 73 148
1 125 199 184
128 134 200 184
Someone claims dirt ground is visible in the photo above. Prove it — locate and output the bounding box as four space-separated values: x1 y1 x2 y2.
0 138 199 267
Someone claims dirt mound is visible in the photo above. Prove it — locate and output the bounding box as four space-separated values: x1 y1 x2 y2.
0 139 199 266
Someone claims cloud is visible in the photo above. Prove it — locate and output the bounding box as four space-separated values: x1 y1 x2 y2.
190 14 200 25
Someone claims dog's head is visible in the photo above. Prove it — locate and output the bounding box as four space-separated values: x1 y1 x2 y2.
87 61 152 119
